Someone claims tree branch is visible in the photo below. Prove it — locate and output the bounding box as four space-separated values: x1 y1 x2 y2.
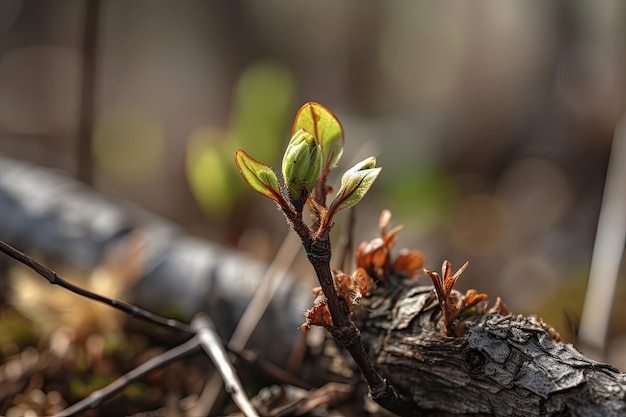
358 281 626 417
0 239 194 335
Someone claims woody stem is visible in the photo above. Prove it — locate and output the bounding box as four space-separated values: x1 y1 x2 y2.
305 236 415 415
279 204 417 415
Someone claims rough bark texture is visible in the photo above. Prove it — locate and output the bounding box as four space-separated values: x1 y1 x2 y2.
357 281 626 417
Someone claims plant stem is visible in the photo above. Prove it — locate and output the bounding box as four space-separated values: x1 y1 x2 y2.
307 242 379 371
279 199 417 414
306 238 350 331
298 235 409 415
304 236 416 415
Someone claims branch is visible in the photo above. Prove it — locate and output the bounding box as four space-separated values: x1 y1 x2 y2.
287 214 417 415
53 335 201 417
192 314 259 417
0 240 260 416
0 239 194 334
358 282 626 417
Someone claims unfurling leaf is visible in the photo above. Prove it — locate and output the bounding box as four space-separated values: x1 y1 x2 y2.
424 260 470 337
292 102 344 172
393 249 425 278
464 289 488 308
281 129 323 211
329 157 381 214
234 149 283 204
355 238 390 282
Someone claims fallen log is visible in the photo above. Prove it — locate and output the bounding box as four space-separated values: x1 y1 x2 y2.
356 280 626 417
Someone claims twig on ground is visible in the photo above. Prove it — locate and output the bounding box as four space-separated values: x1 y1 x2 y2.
52 336 201 417
192 314 259 417
0 239 194 334
0 239 259 416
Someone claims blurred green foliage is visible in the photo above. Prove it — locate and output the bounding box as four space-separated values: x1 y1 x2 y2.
381 158 456 237
186 60 296 217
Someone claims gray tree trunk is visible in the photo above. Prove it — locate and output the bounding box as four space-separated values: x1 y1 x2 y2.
357 283 626 417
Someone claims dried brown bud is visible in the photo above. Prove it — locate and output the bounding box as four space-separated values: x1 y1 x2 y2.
303 295 333 332
393 249 425 278
355 238 390 283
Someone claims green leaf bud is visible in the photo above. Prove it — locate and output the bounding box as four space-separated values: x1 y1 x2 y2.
292 102 344 173
330 157 381 213
281 129 323 211
234 149 283 203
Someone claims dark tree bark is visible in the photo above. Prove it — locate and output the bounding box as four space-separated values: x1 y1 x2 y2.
357 282 626 417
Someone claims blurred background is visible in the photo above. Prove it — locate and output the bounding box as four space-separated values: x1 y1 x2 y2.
0 0 625 401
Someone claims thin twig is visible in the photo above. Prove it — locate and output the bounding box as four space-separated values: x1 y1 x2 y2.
192 231 302 415
76 0 100 185
53 336 201 417
0 239 194 334
579 114 626 357
0 239 290 416
229 231 301 351
192 314 259 417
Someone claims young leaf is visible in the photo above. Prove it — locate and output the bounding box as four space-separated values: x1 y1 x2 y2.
292 102 344 172
281 129 323 211
329 157 381 213
234 149 283 203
